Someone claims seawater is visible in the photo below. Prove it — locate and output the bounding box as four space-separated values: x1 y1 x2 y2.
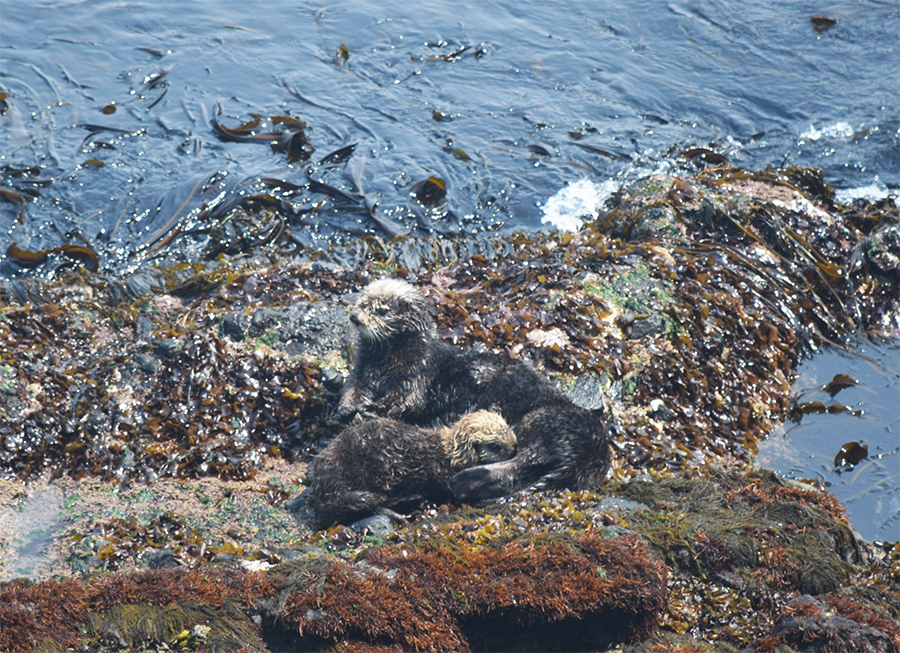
1 0 897 274
758 339 900 543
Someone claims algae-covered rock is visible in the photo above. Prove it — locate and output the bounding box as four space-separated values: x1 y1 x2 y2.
0 166 897 652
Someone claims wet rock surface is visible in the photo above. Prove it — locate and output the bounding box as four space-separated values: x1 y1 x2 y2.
1 167 898 652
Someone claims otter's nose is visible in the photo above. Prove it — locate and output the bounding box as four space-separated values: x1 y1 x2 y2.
350 312 361 326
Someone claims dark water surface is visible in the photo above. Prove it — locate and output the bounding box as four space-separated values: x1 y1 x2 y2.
2 0 897 275
758 340 900 544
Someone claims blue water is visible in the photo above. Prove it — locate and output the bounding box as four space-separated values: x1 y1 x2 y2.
758 339 900 543
2 0 897 275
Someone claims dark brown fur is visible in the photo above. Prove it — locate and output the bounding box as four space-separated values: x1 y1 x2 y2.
306 410 515 528
337 279 612 503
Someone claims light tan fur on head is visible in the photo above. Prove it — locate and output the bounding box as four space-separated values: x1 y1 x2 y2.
442 410 517 471
350 279 430 345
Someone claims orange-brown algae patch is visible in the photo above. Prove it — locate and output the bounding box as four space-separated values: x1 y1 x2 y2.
0 577 88 653
274 531 667 652
0 567 273 653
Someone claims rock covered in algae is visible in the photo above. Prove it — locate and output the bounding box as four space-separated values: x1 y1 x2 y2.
0 166 898 652
2 467 898 652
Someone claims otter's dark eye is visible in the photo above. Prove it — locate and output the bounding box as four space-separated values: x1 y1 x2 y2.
375 305 390 316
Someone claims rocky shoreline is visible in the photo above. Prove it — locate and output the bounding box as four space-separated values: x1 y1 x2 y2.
1 166 898 652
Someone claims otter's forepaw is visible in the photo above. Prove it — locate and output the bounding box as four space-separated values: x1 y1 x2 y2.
450 465 510 504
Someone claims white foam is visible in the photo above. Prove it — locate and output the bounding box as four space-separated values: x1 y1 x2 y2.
801 121 855 141
540 178 618 232
835 177 898 205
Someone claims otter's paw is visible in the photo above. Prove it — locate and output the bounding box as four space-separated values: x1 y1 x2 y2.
450 464 511 504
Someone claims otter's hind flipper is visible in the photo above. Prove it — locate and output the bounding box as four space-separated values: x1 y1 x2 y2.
313 489 385 528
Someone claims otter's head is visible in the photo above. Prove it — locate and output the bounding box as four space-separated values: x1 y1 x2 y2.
350 279 430 345
447 410 517 471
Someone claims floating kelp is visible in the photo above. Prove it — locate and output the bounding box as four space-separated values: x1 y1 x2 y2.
0 188 26 223
824 372 858 397
334 43 349 67
411 175 447 206
317 142 356 166
834 441 869 471
211 107 314 164
810 15 837 33
7 242 99 272
679 147 728 167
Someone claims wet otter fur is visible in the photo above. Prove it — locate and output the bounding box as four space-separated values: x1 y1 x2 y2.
337 278 611 503
306 410 516 528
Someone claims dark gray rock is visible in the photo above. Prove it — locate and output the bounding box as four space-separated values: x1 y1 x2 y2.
285 492 309 514
860 221 899 276
146 548 178 570
626 313 666 339
320 367 345 393
567 374 607 413
134 315 153 342
648 398 674 421
248 308 281 338
132 353 158 375
595 497 650 513
230 302 354 359
626 204 686 241
155 338 183 359
221 311 252 341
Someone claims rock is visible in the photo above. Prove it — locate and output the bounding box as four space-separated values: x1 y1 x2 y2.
155 338 183 359
648 398 673 421
221 311 251 341
595 497 649 513
146 548 177 570
320 368 344 393
350 514 395 537
284 492 308 514
626 313 666 339
134 315 153 342
626 204 686 241
248 308 281 339
131 353 158 375
226 302 355 359
567 374 607 413
860 221 900 276
769 595 894 653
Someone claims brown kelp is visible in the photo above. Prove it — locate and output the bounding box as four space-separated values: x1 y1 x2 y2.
1 167 897 488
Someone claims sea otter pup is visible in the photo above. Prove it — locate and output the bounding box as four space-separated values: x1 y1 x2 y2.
336 278 611 503
305 410 516 528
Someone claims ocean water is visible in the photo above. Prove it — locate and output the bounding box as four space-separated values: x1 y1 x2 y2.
1 0 897 275
758 339 900 544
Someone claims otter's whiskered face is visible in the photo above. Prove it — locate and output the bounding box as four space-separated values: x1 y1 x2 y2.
351 279 429 344
449 410 517 470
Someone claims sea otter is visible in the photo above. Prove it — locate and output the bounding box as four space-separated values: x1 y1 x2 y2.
305 410 516 528
336 278 611 503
